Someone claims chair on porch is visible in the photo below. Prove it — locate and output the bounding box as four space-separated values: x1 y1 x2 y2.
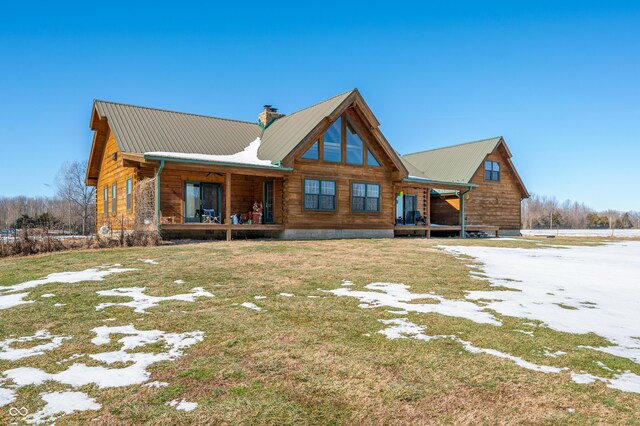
202 208 221 224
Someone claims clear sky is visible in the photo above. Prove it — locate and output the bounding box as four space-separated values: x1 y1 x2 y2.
0 1 638 210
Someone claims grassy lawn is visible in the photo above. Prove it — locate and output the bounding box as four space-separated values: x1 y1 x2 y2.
1 237 639 425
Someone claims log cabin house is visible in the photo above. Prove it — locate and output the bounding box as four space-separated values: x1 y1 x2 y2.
85 89 528 240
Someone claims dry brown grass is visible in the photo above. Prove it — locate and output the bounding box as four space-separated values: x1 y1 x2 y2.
0 237 638 424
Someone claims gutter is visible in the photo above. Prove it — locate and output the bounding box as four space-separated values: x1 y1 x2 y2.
143 155 294 172
402 176 477 188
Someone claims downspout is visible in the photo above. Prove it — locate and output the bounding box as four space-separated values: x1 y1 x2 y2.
458 187 472 239
155 160 165 234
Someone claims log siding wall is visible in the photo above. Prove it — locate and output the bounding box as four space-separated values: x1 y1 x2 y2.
95 132 137 230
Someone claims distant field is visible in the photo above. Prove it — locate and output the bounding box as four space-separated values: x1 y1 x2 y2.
522 228 640 238
1 237 639 424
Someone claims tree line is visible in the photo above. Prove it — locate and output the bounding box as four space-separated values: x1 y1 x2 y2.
0 161 95 235
522 194 640 230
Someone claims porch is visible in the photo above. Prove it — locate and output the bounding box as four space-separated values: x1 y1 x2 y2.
140 155 291 241
394 224 500 238
393 180 498 238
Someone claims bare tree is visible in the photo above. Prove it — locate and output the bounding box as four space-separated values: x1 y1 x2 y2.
55 161 96 235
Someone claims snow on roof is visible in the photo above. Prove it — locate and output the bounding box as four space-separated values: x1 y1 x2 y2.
145 137 277 167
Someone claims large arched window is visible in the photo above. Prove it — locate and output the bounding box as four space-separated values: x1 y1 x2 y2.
298 112 381 167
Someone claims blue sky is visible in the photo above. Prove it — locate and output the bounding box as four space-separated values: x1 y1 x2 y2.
0 1 638 210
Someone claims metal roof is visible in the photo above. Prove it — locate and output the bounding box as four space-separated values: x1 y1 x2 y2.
93 91 354 163
402 137 503 183
258 90 354 161
94 101 262 156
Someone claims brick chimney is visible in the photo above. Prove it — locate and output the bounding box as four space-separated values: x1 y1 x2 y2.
258 105 285 128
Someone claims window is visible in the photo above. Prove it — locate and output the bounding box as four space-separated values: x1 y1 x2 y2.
103 186 108 215
323 116 342 162
367 148 381 167
346 119 364 164
126 178 133 211
301 140 319 160
484 161 500 181
111 184 117 214
352 183 380 212
304 179 336 211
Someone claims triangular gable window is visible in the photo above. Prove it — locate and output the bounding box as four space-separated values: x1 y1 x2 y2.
323 117 342 162
301 140 319 160
367 148 381 167
346 119 364 165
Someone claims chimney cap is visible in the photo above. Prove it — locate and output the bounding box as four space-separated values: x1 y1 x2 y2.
263 104 272 110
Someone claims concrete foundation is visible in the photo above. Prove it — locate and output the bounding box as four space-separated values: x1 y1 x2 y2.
498 229 522 237
279 229 394 240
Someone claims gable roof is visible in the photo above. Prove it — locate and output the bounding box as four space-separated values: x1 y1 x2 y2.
258 90 354 162
402 136 528 197
93 101 262 156
403 137 502 183
89 89 408 175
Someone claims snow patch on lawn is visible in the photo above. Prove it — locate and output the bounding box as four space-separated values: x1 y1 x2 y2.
96 287 213 313
0 330 71 361
0 292 32 310
543 349 567 358
521 229 640 238
439 242 640 363
24 391 101 425
166 398 198 412
174 280 185 284
379 318 564 374
325 282 500 326
0 266 137 294
379 318 640 392
241 302 263 311
40 294 55 298
279 293 294 297
3 325 204 389
0 386 16 407
144 381 169 388
139 259 159 265
0 266 136 310
571 371 640 393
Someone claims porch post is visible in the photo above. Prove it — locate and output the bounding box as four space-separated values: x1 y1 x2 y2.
459 191 465 239
225 172 231 241
155 160 165 234
426 187 431 238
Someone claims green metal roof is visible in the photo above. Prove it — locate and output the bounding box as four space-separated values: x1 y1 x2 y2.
94 101 262 156
402 137 503 183
258 90 354 162
93 91 355 164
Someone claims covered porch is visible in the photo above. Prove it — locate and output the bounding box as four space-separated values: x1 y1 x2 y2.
393 177 484 238
136 154 291 240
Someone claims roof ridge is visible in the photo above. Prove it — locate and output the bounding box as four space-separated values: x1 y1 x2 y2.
93 99 259 126
403 136 503 157
274 89 355 120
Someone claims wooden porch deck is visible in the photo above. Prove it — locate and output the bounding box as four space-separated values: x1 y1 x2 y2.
394 224 500 238
161 223 285 240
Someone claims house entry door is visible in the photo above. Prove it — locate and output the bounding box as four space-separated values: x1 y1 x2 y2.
404 194 416 225
184 182 221 223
